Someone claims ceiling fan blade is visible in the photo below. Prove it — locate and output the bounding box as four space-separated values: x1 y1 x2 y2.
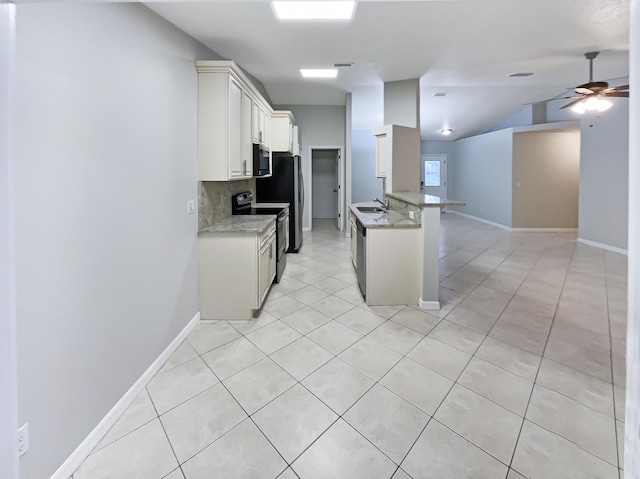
575 87 593 95
524 96 579 105
604 84 629 92
560 97 586 110
603 92 629 98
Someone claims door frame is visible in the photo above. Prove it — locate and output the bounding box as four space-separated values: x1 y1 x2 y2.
420 153 447 200
306 146 344 232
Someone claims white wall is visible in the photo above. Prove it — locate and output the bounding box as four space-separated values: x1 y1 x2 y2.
351 129 383 203
14 4 216 478
547 79 629 250
274 105 346 230
0 4 18 479
450 129 514 227
626 2 639 476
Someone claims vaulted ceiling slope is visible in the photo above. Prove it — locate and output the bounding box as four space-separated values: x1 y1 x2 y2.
147 0 630 140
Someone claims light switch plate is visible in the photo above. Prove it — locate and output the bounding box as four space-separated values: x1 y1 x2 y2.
187 200 195 215
18 423 28 456
409 211 415 220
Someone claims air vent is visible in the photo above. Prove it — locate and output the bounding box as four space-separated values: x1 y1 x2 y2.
333 62 354 68
508 72 534 77
434 92 447 97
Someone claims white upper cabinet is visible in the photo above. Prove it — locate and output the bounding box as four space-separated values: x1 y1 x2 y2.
372 124 420 193
196 61 274 180
271 111 295 153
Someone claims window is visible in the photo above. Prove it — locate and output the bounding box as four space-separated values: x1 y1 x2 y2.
424 161 440 187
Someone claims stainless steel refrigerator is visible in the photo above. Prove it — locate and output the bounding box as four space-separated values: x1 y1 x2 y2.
256 153 304 253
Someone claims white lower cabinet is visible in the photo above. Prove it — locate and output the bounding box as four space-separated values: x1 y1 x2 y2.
364 227 421 306
350 212 357 265
198 221 276 320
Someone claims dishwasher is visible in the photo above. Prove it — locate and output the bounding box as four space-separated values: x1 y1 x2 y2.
356 219 366 297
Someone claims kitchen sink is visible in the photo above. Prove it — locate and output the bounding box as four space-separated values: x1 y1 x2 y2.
356 206 385 213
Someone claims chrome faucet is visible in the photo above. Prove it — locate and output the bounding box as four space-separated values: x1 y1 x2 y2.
373 197 390 211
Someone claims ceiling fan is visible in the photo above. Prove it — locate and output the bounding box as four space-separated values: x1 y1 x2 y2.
558 51 629 113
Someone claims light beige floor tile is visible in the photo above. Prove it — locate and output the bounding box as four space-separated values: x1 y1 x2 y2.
445 307 497 334
614 386 626 423
279 306 331 334
160 384 247 463
475 337 541 381
334 284 366 305
75 419 178 479
549 322 611 351
94 389 157 452
253 384 338 463
380 357 453 415
489 320 547 355
302 358 375 415
360 303 405 319
536 358 615 417
332 269 359 284
544 336 612 382
159 340 199 374
306 320 362 354
391 468 412 479
201 337 265 380
228 310 277 335
499 304 553 335
163 468 185 479
407 336 471 380
294 270 329 285
263 295 307 319
222 358 295 415
506 469 527 479
390 306 440 334
435 384 522 463
402 420 508 479
147 357 219 414
287 285 330 305
469 285 514 305
526 385 618 465
344 384 429 463
508 294 557 318
182 419 287 479
291 419 397 479
276 468 298 479
456 294 507 320
428 320 485 354
310 295 355 318
272 277 307 294
338 336 403 380
187 321 241 355
314 276 350 294
458 357 533 416
367 321 424 355
512 420 618 479
245 320 301 355
617 420 624 469
270 337 333 380
335 306 387 335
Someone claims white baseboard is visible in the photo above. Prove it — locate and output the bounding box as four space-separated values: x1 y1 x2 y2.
51 311 201 479
419 298 441 311
450 211 579 233
511 227 578 232
448 211 511 231
577 238 628 255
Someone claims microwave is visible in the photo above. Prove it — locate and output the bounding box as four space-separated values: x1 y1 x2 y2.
253 143 271 177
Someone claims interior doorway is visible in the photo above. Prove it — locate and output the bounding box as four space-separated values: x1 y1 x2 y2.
309 147 344 231
420 154 447 199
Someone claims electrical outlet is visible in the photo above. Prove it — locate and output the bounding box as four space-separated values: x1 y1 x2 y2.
187 200 195 215
18 423 28 457
409 211 415 220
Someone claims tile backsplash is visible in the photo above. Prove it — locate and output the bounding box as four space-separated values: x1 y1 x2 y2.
198 179 255 230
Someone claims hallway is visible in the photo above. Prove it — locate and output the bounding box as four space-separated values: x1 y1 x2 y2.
73 215 626 479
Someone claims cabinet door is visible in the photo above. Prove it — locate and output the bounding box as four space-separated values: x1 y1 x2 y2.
242 91 253 176
350 221 357 263
228 78 244 178
375 134 387 178
264 111 272 150
252 100 260 144
258 239 271 303
268 237 276 284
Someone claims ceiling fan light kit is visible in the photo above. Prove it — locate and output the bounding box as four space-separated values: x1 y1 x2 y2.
561 51 629 114
441 129 452 136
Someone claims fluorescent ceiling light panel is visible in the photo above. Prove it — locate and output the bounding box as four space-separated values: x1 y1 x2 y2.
273 1 356 20
300 68 338 78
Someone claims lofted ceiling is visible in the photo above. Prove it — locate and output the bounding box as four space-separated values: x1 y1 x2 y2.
147 0 630 140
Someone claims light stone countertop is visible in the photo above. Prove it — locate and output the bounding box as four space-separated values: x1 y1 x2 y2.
198 215 276 235
349 202 420 229
386 191 465 208
252 202 290 210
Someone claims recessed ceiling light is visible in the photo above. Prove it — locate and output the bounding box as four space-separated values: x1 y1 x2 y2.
434 92 447 97
508 72 534 77
300 68 338 78
272 1 356 20
333 62 354 68
441 129 452 136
